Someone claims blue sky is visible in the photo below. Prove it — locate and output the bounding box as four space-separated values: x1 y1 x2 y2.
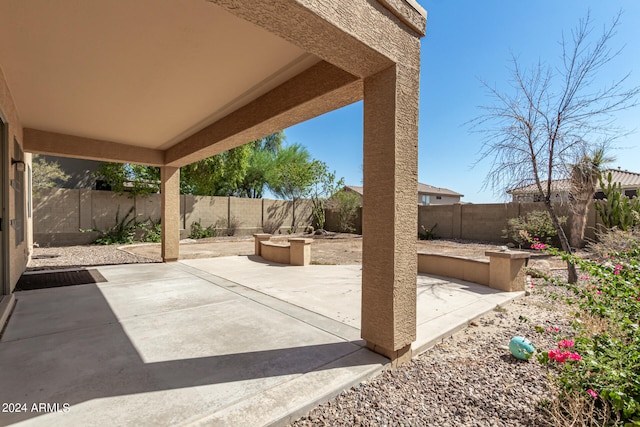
284 1 640 203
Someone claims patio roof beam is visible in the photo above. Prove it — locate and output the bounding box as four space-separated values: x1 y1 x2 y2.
164 60 361 167
23 128 164 166
208 0 426 78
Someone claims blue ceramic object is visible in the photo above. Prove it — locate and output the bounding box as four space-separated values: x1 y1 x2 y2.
509 336 535 361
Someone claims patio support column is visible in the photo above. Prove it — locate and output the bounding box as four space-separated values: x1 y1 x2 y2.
161 166 180 262
361 62 419 366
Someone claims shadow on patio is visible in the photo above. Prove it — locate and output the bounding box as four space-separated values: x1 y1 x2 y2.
0 258 521 426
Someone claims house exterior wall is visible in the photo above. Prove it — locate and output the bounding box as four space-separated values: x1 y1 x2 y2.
0 65 30 294
511 191 569 203
38 155 102 189
418 193 460 205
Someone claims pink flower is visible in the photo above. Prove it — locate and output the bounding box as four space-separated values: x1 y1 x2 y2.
531 243 547 250
557 340 575 348
597 291 602 295
548 349 581 363
587 389 598 398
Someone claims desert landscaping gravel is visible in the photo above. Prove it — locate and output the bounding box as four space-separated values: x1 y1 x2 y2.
290 277 571 427
28 244 158 271
26 239 573 426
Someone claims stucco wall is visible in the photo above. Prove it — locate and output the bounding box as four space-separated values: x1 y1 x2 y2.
33 189 314 246
0 65 29 293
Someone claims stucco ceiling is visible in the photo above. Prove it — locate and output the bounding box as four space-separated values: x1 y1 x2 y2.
0 0 319 150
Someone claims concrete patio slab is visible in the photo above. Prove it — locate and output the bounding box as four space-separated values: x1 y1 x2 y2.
0 257 522 426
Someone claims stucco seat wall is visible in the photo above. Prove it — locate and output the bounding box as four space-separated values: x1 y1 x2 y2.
253 234 312 266
418 250 531 292
417 253 490 286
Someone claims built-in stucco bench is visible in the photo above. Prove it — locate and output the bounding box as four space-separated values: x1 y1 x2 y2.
253 233 312 266
417 250 530 292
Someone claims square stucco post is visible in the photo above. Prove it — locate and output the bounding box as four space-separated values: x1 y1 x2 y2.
362 63 419 366
161 166 180 262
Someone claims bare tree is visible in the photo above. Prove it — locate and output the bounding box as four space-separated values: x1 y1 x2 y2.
473 12 640 283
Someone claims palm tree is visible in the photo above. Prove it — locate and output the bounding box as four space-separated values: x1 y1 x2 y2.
569 148 614 248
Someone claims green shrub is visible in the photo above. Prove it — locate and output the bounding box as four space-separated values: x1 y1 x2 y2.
418 224 438 240
503 210 566 248
86 206 138 245
535 237 640 424
189 220 215 239
137 218 162 243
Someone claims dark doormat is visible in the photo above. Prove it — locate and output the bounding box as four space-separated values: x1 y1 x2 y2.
15 269 107 291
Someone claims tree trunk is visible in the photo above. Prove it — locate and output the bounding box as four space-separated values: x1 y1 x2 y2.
545 200 578 284
569 200 589 248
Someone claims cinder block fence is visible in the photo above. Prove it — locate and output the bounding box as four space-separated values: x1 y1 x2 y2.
33 188 313 246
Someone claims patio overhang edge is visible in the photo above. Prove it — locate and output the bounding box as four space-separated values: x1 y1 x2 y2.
23 128 165 166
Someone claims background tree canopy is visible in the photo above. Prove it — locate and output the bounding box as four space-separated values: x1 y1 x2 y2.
93 131 344 213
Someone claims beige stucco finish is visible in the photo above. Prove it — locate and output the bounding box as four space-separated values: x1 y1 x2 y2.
486 251 530 292
161 167 180 262
1 0 427 363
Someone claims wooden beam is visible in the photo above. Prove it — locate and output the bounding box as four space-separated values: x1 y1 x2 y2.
164 61 362 167
23 128 164 166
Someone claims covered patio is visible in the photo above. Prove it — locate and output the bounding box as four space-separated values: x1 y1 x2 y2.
0 258 521 426
0 0 426 364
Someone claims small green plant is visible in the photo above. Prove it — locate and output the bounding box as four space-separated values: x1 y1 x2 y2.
503 210 566 248
418 224 438 240
86 206 138 245
595 171 640 230
137 218 162 243
189 220 215 239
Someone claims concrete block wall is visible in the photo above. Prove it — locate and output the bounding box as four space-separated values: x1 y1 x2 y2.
33 188 81 234
263 199 293 232
417 201 604 244
183 194 228 233
33 189 313 246
228 197 263 234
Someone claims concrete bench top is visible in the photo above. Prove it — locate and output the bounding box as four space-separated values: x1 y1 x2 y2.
417 251 488 263
261 240 290 248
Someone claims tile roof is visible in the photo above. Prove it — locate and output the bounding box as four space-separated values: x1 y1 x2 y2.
345 183 463 197
508 169 640 194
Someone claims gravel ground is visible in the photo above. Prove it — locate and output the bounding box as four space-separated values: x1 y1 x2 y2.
27 244 159 271
291 274 573 427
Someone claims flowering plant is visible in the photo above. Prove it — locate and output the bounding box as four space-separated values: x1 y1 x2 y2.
533 237 640 423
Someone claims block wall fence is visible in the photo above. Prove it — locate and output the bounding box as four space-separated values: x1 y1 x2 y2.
417 202 601 243
33 188 603 247
33 188 313 246
328 202 602 244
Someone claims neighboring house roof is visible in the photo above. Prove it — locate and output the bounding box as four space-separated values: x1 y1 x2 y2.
507 169 640 195
417 182 463 197
345 185 364 195
345 183 463 197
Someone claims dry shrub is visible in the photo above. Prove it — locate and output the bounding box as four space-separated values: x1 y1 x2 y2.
262 219 280 234
588 226 640 260
544 386 618 427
